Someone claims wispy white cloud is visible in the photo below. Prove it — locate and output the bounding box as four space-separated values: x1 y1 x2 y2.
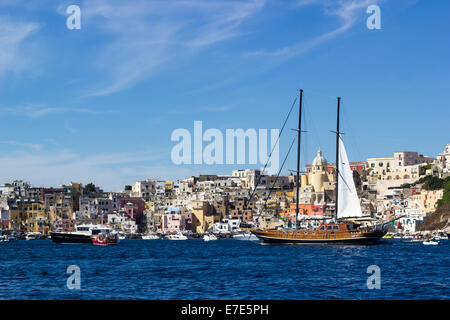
0 15 40 79
294 0 320 8
0 104 103 118
245 0 381 59
0 140 44 151
168 105 234 115
74 0 266 96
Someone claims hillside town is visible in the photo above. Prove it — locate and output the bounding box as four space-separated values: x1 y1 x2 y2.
1 144 449 239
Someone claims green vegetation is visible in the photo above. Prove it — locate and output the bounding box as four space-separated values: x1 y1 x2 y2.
400 175 449 191
437 178 450 207
401 175 450 208
84 182 97 193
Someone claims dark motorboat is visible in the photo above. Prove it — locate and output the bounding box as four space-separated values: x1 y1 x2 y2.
51 224 113 244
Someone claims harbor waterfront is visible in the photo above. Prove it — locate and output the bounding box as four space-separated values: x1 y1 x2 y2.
0 238 448 300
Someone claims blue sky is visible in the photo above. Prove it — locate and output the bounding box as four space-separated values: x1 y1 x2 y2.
0 0 449 191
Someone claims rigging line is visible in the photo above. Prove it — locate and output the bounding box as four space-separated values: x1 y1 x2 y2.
243 94 298 211
258 135 297 216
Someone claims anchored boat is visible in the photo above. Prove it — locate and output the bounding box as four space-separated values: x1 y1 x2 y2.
203 233 218 241
51 224 114 244
252 90 388 245
91 232 119 246
142 233 160 240
166 232 188 240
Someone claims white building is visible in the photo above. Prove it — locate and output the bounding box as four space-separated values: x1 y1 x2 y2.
396 209 425 234
437 144 450 173
213 218 241 234
132 179 157 200
107 211 138 233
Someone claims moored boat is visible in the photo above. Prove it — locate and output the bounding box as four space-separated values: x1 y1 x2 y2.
203 233 218 241
91 232 119 246
25 232 44 240
142 233 160 240
423 236 440 245
232 232 259 241
435 232 448 240
51 224 113 244
166 232 188 240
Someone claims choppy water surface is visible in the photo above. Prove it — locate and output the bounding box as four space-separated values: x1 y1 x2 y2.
0 239 448 299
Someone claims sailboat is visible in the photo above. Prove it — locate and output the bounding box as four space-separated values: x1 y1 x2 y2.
252 90 388 244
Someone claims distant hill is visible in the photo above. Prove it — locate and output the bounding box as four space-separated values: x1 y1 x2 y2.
417 203 450 231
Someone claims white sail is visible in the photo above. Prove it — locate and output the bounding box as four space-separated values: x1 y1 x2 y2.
337 136 363 218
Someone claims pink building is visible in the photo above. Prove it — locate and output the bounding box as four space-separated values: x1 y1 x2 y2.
162 213 186 234
124 202 138 219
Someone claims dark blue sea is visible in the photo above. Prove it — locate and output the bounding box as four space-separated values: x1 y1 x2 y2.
0 238 448 300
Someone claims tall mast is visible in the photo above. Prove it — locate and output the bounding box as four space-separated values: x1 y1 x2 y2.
335 97 341 220
295 89 303 227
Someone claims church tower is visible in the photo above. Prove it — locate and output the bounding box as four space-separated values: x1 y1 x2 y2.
309 149 329 192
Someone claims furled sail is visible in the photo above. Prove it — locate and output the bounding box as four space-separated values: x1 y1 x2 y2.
337 136 363 218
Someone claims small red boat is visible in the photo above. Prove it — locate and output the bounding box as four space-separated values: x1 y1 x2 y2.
91 232 119 246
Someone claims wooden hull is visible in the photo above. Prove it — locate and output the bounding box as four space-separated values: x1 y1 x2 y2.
252 227 386 245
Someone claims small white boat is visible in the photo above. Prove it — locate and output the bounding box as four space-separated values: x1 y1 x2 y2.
3 235 18 242
423 239 440 245
142 234 160 240
435 233 448 240
232 232 259 241
166 233 188 240
203 234 218 241
25 232 43 240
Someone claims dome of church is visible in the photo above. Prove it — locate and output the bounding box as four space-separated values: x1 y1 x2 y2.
312 150 327 166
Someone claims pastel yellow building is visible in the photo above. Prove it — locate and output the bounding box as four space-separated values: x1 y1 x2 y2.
367 157 394 175
408 189 443 214
49 193 74 221
9 201 49 234
301 150 335 192
191 201 219 233
165 181 174 191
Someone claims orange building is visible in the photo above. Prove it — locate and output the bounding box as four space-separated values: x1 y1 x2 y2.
280 203 326 221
